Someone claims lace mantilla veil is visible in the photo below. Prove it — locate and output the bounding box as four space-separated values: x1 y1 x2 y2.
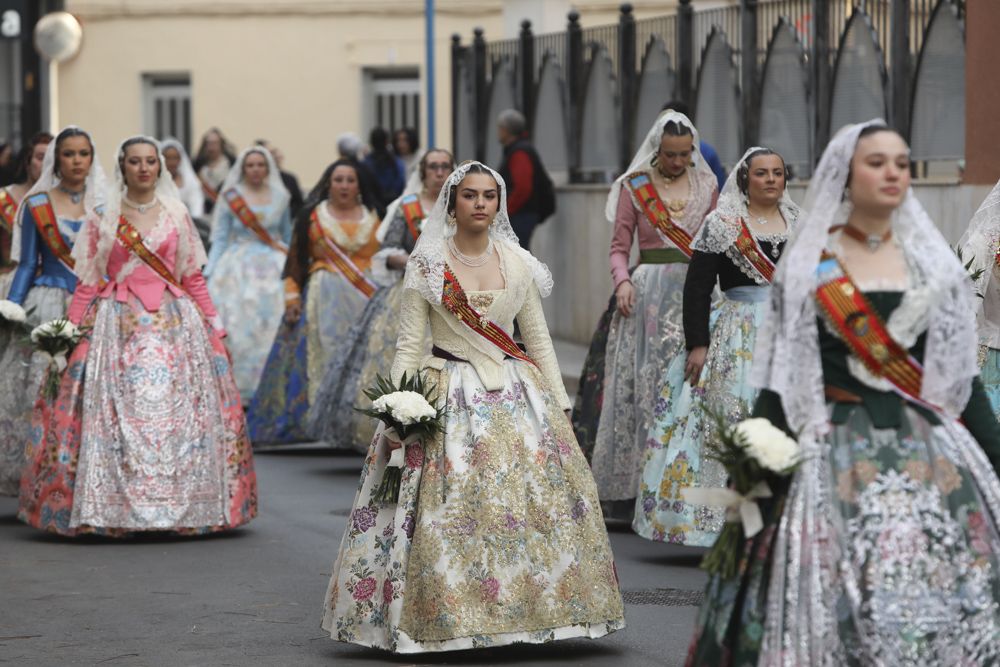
404 161 553 305
751 120 986 666
692 145 801 254
160 137 200 195
209 145 290 233
751 119 976 435
10 125 108 264
71 135 203 287
958 178 1000 346
604 109 715 226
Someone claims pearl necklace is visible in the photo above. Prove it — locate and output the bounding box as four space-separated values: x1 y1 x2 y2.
448 236 494 267
122 194 159 214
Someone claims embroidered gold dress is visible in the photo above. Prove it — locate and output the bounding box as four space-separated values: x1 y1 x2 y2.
321 239 625 653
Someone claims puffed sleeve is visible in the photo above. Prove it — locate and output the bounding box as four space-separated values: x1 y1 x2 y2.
203 207 233 277
610 186 638 290
390 285 430 385
7 206 40 304
517 284 572 411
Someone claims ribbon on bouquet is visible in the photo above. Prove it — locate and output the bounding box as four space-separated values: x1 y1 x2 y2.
38 350 68 373
383 427 421 468
682 481 772 538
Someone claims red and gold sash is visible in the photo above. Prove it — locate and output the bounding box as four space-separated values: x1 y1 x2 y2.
307 209 377 298
814 251 931 409
0 188 16 233
26 193 76 271
399 194 425 241
625 172 693 258
201 178 219 203
734 218 777 283
115 216 184 290
441 268 536 367
223 188 288 254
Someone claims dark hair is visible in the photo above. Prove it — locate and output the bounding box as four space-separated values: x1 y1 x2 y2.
368 127 394 167
285 158 378 286
117 137 162 185
446 162 499 216
193 127 237 171
240 148 270 178
736 148 787 196
418 148 454 183
845 124 907 193
53 127 94 177
393 128 419 156
12 132 53 184
660 100 691 117
662 121 694 139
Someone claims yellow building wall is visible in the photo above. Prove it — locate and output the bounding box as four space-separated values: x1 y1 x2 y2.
58 0 702 184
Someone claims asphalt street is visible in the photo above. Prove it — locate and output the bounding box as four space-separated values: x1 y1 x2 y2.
0 448 707 667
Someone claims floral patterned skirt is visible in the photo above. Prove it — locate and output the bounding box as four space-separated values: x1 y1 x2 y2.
571 294 617 463
687 404 1000 665
634 294 765 546
322 358 625 653
590 262 688 504
17 292 257 536
308 281 407 452
0 286 70 496
207 240 286 402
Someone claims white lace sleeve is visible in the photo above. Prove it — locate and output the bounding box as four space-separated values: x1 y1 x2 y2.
390 285 430 385
517 284 572 411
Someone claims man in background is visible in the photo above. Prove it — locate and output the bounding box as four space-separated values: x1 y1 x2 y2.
496 109 556 250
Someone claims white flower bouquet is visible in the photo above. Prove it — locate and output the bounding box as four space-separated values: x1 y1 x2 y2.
359 371 445 504
0 299 28 333
30 317 86 401
682 412 801 579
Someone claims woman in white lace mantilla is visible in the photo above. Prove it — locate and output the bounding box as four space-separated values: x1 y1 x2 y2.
308 149 453 451
687 121 1000 665
204 145 292 402
635 147 800 546
0 127 105 497
17 136 257 536
321 162 624 653
584 110 718 519
958 178 1000 421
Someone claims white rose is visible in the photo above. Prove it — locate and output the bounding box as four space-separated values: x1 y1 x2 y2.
0 300 26 323
373 390 436 425
734 418 800 473
30 318 80 344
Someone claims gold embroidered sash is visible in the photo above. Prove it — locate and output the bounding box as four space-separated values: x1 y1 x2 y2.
814 251 931 409
115 216 184 290
308 209 377 298
26 193 76 271
734 218 777 283
625 172 693 258
441 268 536 367
399 194 425 241
0 189 16 234
223 188 288 254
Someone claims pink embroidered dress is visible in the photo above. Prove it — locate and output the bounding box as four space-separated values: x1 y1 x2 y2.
18 197 257 536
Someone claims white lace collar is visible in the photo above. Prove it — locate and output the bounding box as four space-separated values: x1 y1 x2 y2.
316 202 377 254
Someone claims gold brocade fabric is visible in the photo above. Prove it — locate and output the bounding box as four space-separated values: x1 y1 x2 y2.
322 358 624 652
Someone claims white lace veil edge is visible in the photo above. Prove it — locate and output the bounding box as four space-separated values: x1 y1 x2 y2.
209 145 290 233
958 179 1000 334
72 135 198 286
604 109 715 224
10 126 108 264
159 138 199 194
692 146 802 253
404 161 553 305
377 168 425 243
751 119 977 433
